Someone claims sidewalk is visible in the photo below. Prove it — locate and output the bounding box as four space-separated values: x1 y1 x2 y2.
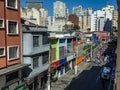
51 61 91 90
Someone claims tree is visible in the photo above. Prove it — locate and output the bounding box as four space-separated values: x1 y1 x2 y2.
73 24 80 30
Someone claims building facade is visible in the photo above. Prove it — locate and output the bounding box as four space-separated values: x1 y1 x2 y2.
53 1 68 18
49 31 77 81
112 10 118 30
22 25 49 90
21 1 48 26
68 14 79 26
0 0 29 90
49 1 68 31
73 5 83 16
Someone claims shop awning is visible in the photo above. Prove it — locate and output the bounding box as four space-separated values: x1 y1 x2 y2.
0 64 30 76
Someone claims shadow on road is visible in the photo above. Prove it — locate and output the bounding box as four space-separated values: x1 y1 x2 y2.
64 61 115 90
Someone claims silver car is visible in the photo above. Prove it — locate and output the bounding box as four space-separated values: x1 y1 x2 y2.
101 67 111 79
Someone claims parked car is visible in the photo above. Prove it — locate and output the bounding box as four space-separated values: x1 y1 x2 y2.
100 66 111 80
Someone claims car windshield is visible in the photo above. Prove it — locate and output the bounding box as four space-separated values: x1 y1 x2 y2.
102 67 111 73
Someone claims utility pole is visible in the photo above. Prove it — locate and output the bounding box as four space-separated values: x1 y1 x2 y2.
48 41 51 90
90 44 93 61
75 46 78 75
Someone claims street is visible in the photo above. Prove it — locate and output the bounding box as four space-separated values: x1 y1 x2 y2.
65 61 116 90
51 39 116 90
65 40 116 90
65 62 103 90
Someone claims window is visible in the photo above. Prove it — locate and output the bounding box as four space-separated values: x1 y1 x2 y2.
43 33 49 45
8 46 19 60
8 20 18 34
33 57 39 69
0 48 5 57
59 47 65 59
0 19 4 28
42 52 49 64
67 39 73 56
33 36 39 47
7 0 17 9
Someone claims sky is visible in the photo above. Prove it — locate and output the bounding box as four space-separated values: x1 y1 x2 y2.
20 0 117 16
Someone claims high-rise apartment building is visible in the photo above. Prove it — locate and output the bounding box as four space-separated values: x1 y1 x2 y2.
53 1 68 18
112 10 118 29
73 5 83 16
0 0 29 89
49 1 68 31
91 10 105 31
21 1 48 26
73 7 92 31
84 8 92 16
40 8 48 26
91 6 114 32
26 1 43 10
102 5 114 11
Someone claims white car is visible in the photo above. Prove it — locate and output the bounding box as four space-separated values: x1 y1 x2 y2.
101 66 111 79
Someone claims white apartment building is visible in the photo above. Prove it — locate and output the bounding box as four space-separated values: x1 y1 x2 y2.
21 7 48 26
84 8 93 15
40 8 48 26
53 1 68 18
73 5 83 16
112 10 118 29
91 6 114 32
48 1 68 31
48 17 67 31
102 5 114 11
73 7 92 31
91 10 105 31
21 7 41 25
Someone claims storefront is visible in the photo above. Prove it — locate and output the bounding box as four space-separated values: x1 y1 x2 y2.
66 55 74 70
50 61 60 82
59 58 67 76
65 61 71 72
27 70 48 90
0 64 30 90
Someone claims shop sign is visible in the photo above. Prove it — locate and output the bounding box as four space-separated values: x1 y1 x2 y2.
60 58 67 65
76 55 84 64
67 55 74 61
51 61 60 70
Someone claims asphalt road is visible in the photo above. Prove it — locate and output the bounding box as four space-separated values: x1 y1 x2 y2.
65 62 102 90
65 39 117 90
65 61 115 90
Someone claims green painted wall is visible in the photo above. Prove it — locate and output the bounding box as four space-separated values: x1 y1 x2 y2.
50 38 59 61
